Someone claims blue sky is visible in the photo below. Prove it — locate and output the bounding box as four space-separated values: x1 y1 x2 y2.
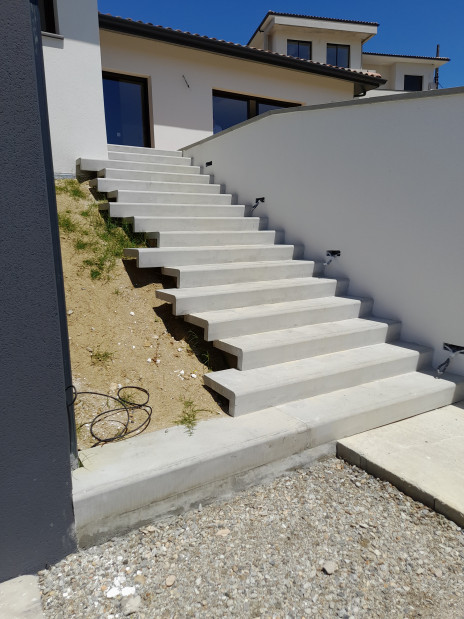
97 1 463 88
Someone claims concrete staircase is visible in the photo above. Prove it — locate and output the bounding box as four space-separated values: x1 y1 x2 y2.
78 144 464 445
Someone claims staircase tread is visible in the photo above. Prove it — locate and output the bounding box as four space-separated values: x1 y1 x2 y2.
134 245 293 252
163 260 312 272
157 277 336 298
217 317 399 349
207 342 431 393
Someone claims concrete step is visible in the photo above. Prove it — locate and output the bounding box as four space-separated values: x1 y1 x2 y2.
186 296 373 341
110 203 245 219
204 342 433 416
156 277 346 315
94 178 221 195
124 244 296 268
264 371 464 447
215 317 401 370
133 216 260 233
78 158 200 175
163 259 316 288
151 230 280 247
108 151 192 165
99 168 210 183
108 190 232 205
108 144 182 157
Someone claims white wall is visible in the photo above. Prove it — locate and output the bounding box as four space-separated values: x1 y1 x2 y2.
42 0 108 176
184 88 464 375
392 62 435 91
99 30 354 151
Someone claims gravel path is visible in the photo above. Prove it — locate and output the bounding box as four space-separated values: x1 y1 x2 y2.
39 457 464 618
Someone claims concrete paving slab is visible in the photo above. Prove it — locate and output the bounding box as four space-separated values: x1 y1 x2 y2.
337 402 464 527
0 575 43 618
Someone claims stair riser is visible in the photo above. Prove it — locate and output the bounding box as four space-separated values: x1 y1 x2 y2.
108 190 232 205
108 145 182 157
206 350 433 416
218 322 402 370
133 246 295 268
79 158 200 174
96 179 220 194
158 280 339 315
108 152 192 165
110 204 245 218
153 231 278 248
101 169 210 183
134 217 260 233
187 298 374 341
164 262 315 287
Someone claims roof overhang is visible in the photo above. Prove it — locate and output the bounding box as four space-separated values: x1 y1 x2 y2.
99 14 385 95
363 52 449 68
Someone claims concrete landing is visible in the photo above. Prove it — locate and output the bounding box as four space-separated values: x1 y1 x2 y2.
0 575 43 618
337 402 464 527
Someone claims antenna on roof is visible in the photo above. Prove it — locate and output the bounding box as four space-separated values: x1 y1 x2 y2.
434 44 440 89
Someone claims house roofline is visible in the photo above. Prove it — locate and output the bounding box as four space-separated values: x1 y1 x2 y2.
98 14 385 93
247 11 379 46
363 51 450 61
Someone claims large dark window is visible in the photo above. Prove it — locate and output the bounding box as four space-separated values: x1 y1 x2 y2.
404 75 423 91
287 40 312 60
38 0 56 34
102 72 151 147
213 91 299 134
327 44 350 68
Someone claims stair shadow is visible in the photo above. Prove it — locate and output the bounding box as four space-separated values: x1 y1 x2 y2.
123 259 168 288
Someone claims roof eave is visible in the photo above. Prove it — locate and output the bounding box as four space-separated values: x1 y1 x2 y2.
99 14 385 91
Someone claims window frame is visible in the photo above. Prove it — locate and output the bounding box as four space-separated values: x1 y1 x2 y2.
403 74 424 92
287 39 312 61
212 90 300 134
38 0 57 34
326 43 351 68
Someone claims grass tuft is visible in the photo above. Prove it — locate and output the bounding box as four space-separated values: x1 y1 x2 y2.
91 349 114 365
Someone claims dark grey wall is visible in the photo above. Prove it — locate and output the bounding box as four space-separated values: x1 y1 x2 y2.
0 1 77 581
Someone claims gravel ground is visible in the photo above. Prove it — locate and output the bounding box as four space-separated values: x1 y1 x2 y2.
39 457 464 618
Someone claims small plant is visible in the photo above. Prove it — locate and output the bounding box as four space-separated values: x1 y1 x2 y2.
113 288 121 295
175 399 209 436
91 349 114 365
55 179 86 200
58 212 77 233
200 350 213 371
74 238 89 251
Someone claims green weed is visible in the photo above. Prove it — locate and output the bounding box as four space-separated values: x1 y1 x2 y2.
55 179 86 200
91 349 114 365
74 238 89 251
58 212 77 233
175 399 209 436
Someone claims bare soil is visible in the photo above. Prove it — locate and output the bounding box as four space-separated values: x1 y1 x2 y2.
56 179 229 451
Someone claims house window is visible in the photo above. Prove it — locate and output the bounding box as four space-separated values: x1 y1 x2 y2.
327 44 350 68
404 75 423 91
102 72 151 147
212 91 299 134
38 0 57 34
287 40 312 60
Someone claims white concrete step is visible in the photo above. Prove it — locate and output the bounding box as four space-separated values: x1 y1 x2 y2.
151 230 280 247
215 317 401 370
156 277 346 315
78 158 200 174
108 190 232 205
186 296 373 341
99 168 210 183
94 178 221 194
108 151 192 165
133 216 260 233
108 144 182 157
163 259 315 287
110 203 245 219
124 244 296 268
204 342 433 416
262 371 464 446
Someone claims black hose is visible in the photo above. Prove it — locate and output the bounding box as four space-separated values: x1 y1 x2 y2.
67 385 152 446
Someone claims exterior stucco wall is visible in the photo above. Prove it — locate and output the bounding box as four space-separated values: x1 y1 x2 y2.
1 0 76 582
184 88 464 375
99 30 354 151
42 0 107 176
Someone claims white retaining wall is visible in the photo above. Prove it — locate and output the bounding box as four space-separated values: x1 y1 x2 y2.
184 88 464 374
